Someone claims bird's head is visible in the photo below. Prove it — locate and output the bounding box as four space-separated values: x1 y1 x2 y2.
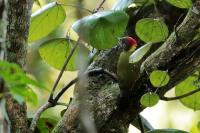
120 36 138 52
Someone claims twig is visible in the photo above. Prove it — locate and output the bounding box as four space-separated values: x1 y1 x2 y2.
49 0 107 102
54 77 78 102
137 114 145 133
56 102 69 106
54 68 118 101
57 3 93 13
30 0 108 131
160 88 200 101
93 0 106 13
48 38 81 102
29 102 54 132
49 0 108 103
30 38 80 132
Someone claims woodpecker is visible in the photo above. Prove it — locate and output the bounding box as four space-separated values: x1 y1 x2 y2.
117 36 138 97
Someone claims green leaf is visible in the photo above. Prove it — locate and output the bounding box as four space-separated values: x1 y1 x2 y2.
28 2 66 42
72 11 129 50
60 109 67 117
10 86 38 106
136 18 169 43
36 118 57 133
39 38 90 71
132 115 154 132
198 121 200 130
0 61 43 106
175 73 200 110
112 0 134 10
0 61 43 88
0 93 3 99
150 70 170 87
140 92 159 107
129 43 152 64
166 0 192 9
112 0 155 10
146 129 188 133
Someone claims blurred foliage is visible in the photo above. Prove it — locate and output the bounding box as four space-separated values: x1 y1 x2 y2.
0 61 45 106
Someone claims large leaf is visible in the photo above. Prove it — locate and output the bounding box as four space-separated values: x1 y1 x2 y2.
29 2 66 42
146 129 188 133
136 18 169 43
72 11 129 50
175 73 200 110
112 0 155 10
129 43 152 64
140 92 159 107
132 115 154 132
39 38 90 71
166 0 192 9
150 70 170 87
112 0 134 10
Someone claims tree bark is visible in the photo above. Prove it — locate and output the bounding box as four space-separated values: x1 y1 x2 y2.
53 1 200 133
4 0 33 132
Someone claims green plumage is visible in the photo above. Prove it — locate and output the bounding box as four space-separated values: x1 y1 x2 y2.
117 48 139 96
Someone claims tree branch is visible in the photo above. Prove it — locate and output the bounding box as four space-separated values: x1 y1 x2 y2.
48 38 80 102
160 88 200 101
29 102 54 132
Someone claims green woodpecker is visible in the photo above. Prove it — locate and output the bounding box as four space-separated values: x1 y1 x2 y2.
117 37 138 97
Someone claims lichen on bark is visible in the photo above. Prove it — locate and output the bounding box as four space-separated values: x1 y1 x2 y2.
4 0 33 132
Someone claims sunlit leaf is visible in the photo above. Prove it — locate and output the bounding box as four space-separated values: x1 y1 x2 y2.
129 43 152 64
166 0 192 9
146 129 188 133
112 0 155 10
60 109 67 117
29 2 66 42
150 70 170 87
175 73 200 110
136 18 169 43
112 0 134 10
140 92 159 107
10 86 38 106
39 38 90 71
72 11 129 49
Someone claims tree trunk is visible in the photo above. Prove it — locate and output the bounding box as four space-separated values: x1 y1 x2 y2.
4 0 33 132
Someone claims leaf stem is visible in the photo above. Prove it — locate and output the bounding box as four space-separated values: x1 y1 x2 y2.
57 3 93 13
160 88 200 101
48 38 80 102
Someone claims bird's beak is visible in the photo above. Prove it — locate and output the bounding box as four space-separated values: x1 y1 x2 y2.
129 43 137 52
